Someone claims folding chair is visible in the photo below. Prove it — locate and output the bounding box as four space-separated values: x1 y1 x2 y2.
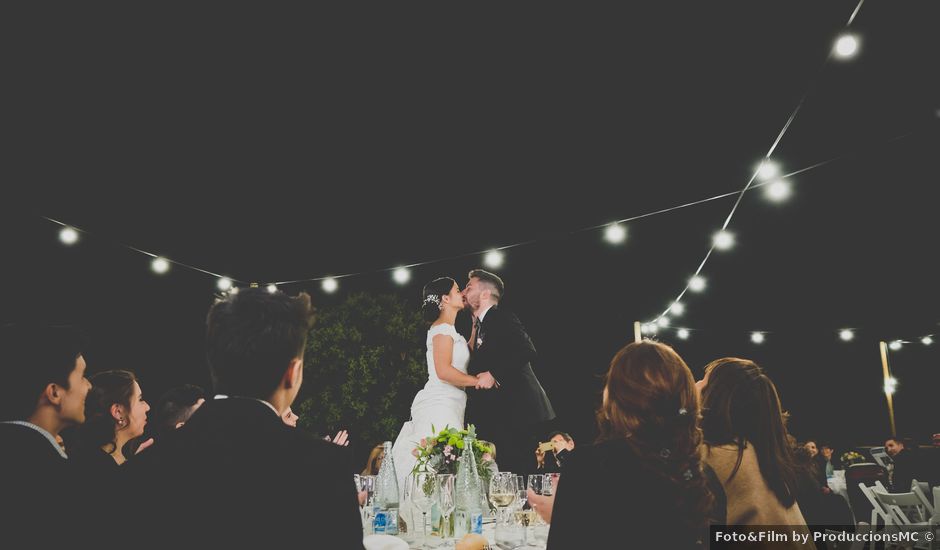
873 489 935 550
859 482 894 528
870 446 891 469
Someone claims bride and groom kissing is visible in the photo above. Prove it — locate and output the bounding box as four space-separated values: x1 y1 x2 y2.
391 269 555 493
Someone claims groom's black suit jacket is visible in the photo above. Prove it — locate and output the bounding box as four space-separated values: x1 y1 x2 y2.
467 306 555 429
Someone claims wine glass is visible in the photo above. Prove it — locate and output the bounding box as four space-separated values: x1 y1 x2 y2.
512 475 527 511
411 472 439 550
437 474 456 548
489 472 516 525
527 474 543 497
513 475 539 548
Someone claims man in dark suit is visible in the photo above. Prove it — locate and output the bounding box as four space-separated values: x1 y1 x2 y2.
126 289 364 548
462 269 555 475
0 324 92 540
885 436 924 493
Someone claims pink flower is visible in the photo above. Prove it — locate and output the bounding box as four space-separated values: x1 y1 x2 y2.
482 453 493 462
419 438 427 447
443 445 453 456
412 448 420 457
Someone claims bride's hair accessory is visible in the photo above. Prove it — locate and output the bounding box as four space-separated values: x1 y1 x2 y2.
423 294 442 309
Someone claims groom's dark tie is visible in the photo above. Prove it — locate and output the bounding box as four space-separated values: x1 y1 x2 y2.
473 317 482 349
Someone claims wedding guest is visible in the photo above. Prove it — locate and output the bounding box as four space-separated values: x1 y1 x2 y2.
698 357 813 548
544 341 725 549
885 436 924 492
793 446 853 528
362 443 385 475
818 443 842 477
72 370 151 480
125 288 364 548
0 324 92 537
149 384 205 441
536 431 574 472
801 440 828 488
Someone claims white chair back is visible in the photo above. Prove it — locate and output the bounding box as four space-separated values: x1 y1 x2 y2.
859 482 894 527
932 487 940 524
911 481 935 519
873 489 929 525
869 446 890 469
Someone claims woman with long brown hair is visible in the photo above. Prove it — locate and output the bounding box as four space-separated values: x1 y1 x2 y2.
698 358 812 542
546 341 724 549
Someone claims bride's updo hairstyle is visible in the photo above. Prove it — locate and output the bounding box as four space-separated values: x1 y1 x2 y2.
421 277 456 323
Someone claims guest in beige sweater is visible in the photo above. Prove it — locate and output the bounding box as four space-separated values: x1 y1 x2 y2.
697 357 815 549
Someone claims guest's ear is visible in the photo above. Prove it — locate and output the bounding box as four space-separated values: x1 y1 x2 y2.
284 358 303 389
43 383 61 406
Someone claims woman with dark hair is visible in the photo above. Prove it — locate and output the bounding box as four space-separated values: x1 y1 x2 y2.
73 370 150 477
391 277 482 498
697 358 812 545
545 341 725 549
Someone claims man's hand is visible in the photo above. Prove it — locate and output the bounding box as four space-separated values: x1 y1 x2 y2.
323 429 350 447
475 371 497 390
535 446 546 468
135 438 155 455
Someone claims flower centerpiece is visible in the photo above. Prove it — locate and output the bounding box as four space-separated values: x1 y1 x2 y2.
411 424 495 485
840 450 865 466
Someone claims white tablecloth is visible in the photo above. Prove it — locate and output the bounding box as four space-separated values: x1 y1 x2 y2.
364 522 549 549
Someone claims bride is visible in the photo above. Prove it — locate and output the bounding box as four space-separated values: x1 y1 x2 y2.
391 277 481 498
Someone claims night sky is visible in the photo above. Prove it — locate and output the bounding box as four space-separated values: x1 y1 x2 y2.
4 1 939 460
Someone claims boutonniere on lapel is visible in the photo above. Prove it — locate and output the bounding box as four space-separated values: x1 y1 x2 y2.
476 335 483 348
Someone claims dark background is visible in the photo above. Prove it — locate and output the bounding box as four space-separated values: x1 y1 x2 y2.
3 2 938 464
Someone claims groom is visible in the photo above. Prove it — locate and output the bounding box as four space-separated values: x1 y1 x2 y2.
463 269 555 476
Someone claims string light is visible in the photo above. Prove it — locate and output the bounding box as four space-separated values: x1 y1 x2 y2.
322 278 338 293
765 180 792 202
751 332 766 344
641 323 652 335
688 276 706 293
266 284 278 294
888 340 902 351
59 227 79 245
677 328 690 340
884 377 898 395
757 161 780 180
657 316 670 328
393 267 411 285
217 277 233 291
669 302 685 317
922 336 934 346
484 250 504 269
604 223 627 244
834 34 859 59
151 257 170 275
228 286 239 295
839 329 855 342
712 230 735 251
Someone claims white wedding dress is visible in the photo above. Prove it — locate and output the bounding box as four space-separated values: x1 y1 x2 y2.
391 323 470 500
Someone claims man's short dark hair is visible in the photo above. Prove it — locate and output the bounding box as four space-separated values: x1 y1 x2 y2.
548 431 573 444
206 289 314 399
152 384 206 435
468 269 505 302
0 324 84 420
